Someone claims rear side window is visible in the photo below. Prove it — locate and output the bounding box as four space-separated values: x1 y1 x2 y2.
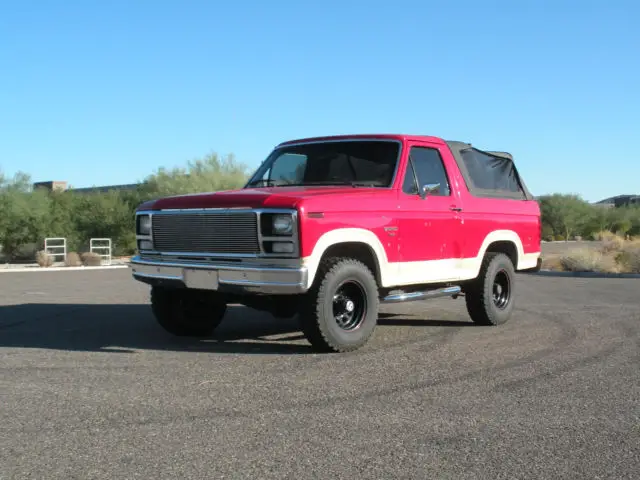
459 148 525 197
402 146 450 196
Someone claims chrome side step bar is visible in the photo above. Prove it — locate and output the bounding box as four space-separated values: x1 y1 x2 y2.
381 286 462 304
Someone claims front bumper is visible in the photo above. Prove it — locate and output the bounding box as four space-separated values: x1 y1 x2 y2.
129 256 308 294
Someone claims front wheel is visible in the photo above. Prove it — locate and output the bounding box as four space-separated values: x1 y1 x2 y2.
464 252 516 326
151 287 227 337
299 258 379 352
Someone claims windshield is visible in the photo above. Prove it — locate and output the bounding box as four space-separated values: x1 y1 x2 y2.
245 140 401 188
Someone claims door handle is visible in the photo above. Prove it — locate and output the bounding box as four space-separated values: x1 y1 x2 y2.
449 206 462 212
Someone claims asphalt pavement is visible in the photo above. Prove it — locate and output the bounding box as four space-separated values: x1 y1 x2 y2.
1 268 639 479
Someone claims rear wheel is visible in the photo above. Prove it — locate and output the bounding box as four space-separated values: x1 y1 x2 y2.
151 286 227 337
464 252 516 326
299 258 379 352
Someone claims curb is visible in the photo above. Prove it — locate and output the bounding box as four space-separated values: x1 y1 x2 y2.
525 269 640 279
0 265 130 273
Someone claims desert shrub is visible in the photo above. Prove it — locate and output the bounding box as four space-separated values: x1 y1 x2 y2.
593 230 617 241
81 252 102 266
560 248 618 273
541 255 564 271
35 250 53 267
616 245 640 273
65 252 82 267
598 231 625 254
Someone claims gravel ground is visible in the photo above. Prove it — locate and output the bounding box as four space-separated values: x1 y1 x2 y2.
1 269 639 479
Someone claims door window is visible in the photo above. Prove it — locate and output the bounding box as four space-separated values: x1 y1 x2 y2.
402 147 450 196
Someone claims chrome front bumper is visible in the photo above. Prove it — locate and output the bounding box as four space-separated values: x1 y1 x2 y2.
129 256 308 294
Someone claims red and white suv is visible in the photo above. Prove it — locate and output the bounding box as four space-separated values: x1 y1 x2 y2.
131 134 541 352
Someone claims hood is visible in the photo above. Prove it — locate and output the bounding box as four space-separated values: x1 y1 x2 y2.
140 186 389 211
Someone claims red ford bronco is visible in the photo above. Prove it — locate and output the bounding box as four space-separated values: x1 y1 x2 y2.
131 134 541 352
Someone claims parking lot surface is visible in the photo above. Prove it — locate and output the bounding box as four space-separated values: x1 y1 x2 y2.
1 269 639 479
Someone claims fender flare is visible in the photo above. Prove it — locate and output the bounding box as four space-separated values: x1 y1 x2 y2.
301 228 390 288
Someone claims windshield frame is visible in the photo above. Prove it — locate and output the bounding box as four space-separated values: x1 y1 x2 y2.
244 138 404 190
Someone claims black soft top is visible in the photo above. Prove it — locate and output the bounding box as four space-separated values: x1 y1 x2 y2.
445 141 534 200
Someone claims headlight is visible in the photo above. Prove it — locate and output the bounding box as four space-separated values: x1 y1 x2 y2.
272 214 293 235
137 214 151 235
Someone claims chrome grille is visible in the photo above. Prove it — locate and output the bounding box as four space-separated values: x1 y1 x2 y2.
152 211 260 255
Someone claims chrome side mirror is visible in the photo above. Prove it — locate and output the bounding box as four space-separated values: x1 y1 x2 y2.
419 183 440 199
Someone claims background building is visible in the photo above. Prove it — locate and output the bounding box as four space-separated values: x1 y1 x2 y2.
32 181 68 191
33 180 140 194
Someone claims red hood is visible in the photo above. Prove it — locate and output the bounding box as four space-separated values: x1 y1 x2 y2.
140 186 390 211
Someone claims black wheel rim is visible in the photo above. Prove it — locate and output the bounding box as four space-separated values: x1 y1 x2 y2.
492 269 511 309
332 280 367 331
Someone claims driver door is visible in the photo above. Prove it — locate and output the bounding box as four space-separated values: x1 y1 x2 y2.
396 142 464 284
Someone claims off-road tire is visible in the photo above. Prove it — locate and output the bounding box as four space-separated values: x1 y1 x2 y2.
464 252 516 326
151 286 227 337
299 257 379 353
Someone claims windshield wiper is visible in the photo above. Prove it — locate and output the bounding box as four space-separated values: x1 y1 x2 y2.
247 180 381 188
349 181 379 187
310 181 379 187
246 179 279 187
286 181 381 187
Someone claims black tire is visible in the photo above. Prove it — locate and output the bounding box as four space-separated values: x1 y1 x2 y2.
150 286 227 337
464 252 516 326
299 257 379 353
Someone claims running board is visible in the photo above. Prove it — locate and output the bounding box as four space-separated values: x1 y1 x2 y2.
381 286 462 304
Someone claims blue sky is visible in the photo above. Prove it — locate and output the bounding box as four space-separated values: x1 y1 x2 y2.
1 0 638 202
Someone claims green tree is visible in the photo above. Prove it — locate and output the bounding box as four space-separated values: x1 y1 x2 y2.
47 190 81 252
580 206 608 238
0 170 32 193
539 194 593 240
138 152 250 198
71 190 136 256
630 208 640 236
605 207 635 236
0 151 253 260
0 188 51 260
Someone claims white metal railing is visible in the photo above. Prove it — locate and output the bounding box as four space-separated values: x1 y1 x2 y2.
44 237 66 263
90 238 112 265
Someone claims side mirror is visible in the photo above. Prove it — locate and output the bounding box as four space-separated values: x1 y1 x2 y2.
419 183 440 199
